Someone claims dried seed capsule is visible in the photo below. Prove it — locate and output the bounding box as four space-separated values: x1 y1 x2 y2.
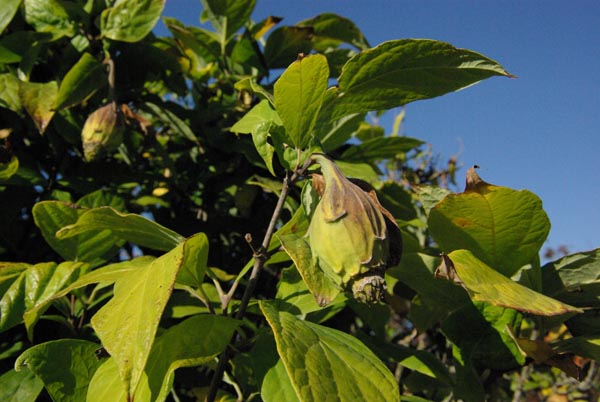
308 154 402 303
81 102 124 161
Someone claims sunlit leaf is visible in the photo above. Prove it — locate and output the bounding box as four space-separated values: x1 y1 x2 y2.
0 261 85 336
90 234 208 398
0 156 19 181
56 206 185 251
261 301 400 402
0 0 21 34
429 169 550 277
441 250 582 316
277 232 340 306
0 73 21 113
329 39 513 120
136 315 240 401
55 53 105 110
251 121 276 176
101 0 165 42
274 54 329 148
32 201 124 264
22 0 81 40
230 99 281 134
200 0 256 41
19 81 58 134
15 340 103 402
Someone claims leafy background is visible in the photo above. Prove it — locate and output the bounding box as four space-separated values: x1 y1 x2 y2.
1 0 600 401
157 0 600 255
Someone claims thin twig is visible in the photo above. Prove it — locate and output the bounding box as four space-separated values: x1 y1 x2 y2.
206 157 313 402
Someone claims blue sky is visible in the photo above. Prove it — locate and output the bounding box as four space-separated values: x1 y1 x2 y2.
159 1 600 255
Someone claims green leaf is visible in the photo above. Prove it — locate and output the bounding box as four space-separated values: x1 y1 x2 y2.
386 246 470 331
22 257 153 339
262 359 301 402
32 201 124 264
76 189 126 211
235 76 274 104
275 265 346 318
101 0 165 43
329 39 513 120
15 339 104 402
144 101 200 144
443 250 582 316
135 315 240 401
56 206 185 251
200 0 256 41
175 233 210 288
164 18 221 73
230 99 281 134
428 174 550 277
342 136 424 161
264 26 314 69
260 301 400 402
277 232 340 307
0 73 21 113
0 156 19 181
22 0 81 40
0 0 21 34
542 248 600 304
442 301 525 371
415 185 452 217
0 365 44 402
356 332 452 385
19 81 58 134
0 261 85 335
86 358 129 402
335 160 381 185
251 122 276 176
90 234 206 398
55 52 105 110
298 13 370 51
274 54 329 148
314 112 365 151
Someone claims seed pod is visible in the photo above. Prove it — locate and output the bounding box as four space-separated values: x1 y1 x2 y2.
81 102 124 162
307 154 402 303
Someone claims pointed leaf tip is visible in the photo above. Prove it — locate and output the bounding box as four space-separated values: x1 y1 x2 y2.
464 164 489 192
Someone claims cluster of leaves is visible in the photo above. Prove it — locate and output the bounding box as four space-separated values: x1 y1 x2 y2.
1 1 600 401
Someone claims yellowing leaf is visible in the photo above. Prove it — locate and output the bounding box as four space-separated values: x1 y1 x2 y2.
90 234 208 399
19 81 58 134
441 250 582 316
429 168 550 277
